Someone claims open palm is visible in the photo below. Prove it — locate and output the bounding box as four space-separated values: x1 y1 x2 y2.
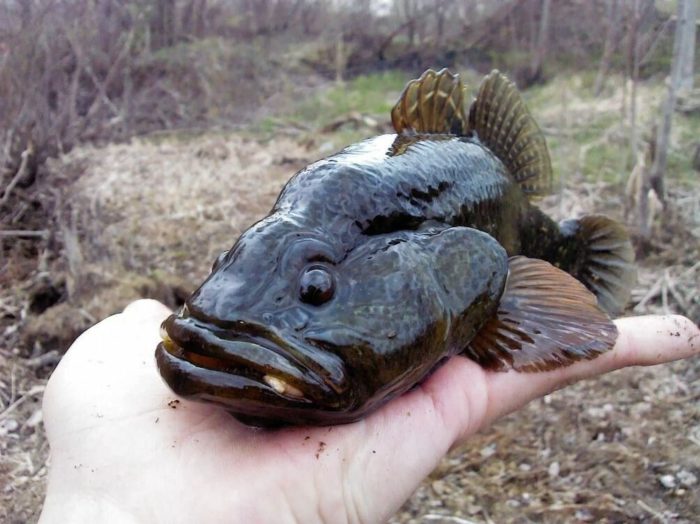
40 300 699 524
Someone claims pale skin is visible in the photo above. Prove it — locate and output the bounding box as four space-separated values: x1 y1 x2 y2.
40 300 699 524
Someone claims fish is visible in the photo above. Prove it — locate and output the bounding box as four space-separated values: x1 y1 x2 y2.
156 69 636 427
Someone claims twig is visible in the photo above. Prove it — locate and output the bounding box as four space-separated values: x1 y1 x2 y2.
10 200 29 224
1 128 15 167
423 516 478 524
0 229 49 238
636 499 677 522
0 145 33 207
634 274 664 310
664 271 688 311
661 269 669 313
529 503 589 514
0 298 19 316
0 385 45 420
24 350 61 369
78 308 96 324
638 16 673 67
679 260 700 279
481 508 495 524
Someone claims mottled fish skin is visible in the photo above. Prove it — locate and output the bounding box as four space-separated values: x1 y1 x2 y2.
277 135 529 251
157 135 522 426
156 70 632 427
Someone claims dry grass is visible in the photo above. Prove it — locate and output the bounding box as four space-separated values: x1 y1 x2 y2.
1 79 699 522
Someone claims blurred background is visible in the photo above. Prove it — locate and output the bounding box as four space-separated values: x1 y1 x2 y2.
1 1 699 522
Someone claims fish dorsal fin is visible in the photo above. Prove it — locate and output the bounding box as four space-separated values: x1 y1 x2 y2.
391 68 469 136
468 70 552 196
464 256 617 372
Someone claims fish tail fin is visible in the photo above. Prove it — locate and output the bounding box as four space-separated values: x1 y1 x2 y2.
391 68 470 136
468 70 552 197
464 257 617 372
557 215 637 316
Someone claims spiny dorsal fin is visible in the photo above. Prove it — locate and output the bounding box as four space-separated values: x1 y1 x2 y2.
468 70 552 196
391 69 469 136
464 257 617 372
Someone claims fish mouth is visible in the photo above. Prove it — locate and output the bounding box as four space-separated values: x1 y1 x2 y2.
156 314 347 412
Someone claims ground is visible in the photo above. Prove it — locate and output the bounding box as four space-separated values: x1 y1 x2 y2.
1 73 698 522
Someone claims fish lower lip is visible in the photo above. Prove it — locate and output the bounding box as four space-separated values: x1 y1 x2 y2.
161 315 333 399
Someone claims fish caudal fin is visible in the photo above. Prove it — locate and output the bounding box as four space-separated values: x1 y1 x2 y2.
464 257 617 372
468 70 552 196
391 68 470 135
560 215 636 316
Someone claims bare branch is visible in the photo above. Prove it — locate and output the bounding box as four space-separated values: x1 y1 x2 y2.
0 144 34 208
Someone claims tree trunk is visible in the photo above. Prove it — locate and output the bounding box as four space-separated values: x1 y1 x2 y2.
20 0 31 30
335 29 345 85
594 0 621 96
678 0 697 91
194 0 207 37
181 0 207 37
97 0 113 53
628 0 641 163
641 0 691 238
334 0 346 84
151 0 177 50
402 0 417 48
692 142 700 171
434 0 447 50
529 0 551 82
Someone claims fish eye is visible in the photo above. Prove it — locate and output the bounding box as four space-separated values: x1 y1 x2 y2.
299 266 334 306
211 251 228 272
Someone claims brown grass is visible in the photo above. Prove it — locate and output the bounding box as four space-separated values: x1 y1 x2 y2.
1 117 698 522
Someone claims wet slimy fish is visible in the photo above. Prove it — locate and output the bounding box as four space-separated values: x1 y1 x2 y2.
156 69 636 427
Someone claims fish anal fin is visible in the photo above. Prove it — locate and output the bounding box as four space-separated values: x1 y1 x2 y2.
464 257 617 372
391 68 469 136
468 70 552 196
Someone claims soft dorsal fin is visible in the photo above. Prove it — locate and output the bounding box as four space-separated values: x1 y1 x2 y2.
468 70 552 196
391 68 469 136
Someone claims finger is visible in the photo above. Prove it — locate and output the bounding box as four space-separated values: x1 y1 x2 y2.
481 314 699 430
122 299 172 322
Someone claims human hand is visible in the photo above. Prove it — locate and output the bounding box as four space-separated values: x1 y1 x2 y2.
39 300 699 524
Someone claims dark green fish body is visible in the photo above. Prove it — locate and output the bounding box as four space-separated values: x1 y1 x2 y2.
277 135 522 251
157 70 636 426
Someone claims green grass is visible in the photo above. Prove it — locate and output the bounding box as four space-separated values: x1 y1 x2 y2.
291 70 407 126
571 113 620 143
525 73 700 186
249 70 408 141
678 111 700 144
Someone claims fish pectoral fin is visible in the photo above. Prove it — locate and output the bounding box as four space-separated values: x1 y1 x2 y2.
464 256 617 372
391 68 470 136
468 70 552 197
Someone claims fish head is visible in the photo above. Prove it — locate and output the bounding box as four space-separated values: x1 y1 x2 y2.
157 219 506 426
157 214 353 425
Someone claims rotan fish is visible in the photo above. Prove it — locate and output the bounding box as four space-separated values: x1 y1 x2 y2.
156 69 636 426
